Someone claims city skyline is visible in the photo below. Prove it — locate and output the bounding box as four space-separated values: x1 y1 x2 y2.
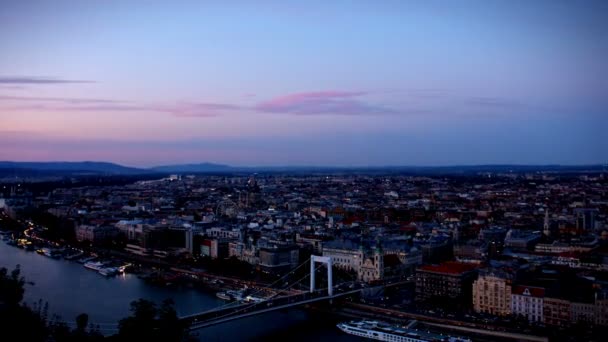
1 0 607 167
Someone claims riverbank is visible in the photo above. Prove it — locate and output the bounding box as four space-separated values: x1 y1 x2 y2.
0 240 358 341
1 216 287 299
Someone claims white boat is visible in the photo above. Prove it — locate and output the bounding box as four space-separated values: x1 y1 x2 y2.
337 320 471 342
216 292 232 300
99 267 119 276
216 289 246 301
37 248 52 256
243 295 265 303
84 261 104 272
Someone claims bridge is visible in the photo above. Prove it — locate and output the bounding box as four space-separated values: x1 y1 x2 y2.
180 255 364 330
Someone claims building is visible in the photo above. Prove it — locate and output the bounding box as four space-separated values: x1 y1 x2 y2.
419 237 453 263
258 245 299 273
504 229 541 250
206 227 242 240
323 238 419 282
358 246 384 283
453 241 486 261
570 301 596 325
75 224 119 243
322 240 362 272
472 269 513 316
541 293 608 327
574 208 598 231
415 261 478 305
295 233 324 254
228 240 260 265
200 238 229 259
511 285 544 323
543 297 571 326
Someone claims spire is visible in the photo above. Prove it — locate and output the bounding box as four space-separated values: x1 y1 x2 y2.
374 235 382 253
543 208 551 237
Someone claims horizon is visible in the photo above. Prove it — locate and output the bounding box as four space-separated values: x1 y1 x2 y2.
0 159 606 170
1 1 607 166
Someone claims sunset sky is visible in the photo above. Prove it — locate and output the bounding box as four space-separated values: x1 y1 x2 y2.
1 0 606 167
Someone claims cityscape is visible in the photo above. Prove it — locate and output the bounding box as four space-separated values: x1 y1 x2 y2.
1 1 607 342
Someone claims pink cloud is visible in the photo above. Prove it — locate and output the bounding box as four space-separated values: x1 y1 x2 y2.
0 90 396 118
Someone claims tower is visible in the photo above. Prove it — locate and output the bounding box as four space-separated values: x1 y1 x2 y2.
374 238 384 280
543 209 551 237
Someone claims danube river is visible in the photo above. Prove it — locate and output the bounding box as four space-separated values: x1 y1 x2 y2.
0 241 359 341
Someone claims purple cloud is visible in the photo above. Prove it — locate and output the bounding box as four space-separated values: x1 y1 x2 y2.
254 91 393 115
0 76 94 84
1 90 398 117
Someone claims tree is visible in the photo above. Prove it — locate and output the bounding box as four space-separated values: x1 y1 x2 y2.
76 313 89 332
115 299 188 342
157 299 186 342
0 266 48 341
0 265 26 307
117 299 158 341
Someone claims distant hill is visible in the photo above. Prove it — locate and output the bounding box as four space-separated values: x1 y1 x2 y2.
0 161 146 175
150 163 232 173
0 161 604 178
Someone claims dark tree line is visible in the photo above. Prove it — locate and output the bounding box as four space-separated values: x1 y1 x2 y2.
0 265 191 342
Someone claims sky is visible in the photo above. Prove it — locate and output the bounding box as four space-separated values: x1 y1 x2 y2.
0 0 607 167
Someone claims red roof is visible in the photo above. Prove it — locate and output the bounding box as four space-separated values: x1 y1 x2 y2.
418 261 479 275
512 285 545 297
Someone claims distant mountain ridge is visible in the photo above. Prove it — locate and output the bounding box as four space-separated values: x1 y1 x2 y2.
150 163 232 173
0 161 146 175
0 161 605 177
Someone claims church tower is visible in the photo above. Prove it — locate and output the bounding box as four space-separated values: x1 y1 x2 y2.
543 209 551 237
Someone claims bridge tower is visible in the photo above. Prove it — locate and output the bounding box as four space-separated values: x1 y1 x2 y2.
310 255 333 296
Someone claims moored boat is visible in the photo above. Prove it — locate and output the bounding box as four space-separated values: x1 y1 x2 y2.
99 267 119 277
216 292 232 300
337 320 471 342
84 261 105 272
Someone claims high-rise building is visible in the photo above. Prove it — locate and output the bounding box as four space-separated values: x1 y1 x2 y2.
575 208 598 231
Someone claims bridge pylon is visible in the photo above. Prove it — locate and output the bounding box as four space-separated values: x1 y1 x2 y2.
310 255 333 296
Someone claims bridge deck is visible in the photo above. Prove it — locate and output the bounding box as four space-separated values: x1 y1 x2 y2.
183 289 361 330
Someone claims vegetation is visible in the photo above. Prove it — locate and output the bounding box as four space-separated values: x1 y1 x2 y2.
0 265 190 341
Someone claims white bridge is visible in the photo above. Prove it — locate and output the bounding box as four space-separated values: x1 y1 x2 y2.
180 256 367 330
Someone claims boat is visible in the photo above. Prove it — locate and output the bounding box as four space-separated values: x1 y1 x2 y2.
99 267 119 277
64 251 84 260
78 256 96 264
337 320 471 342
50 249 63 259
243 295 265 303
37 247 53 257
216 292 232 300
84 261 105 272
216 289 246 301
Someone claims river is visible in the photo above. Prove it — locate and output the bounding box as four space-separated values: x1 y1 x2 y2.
0 240 360 341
